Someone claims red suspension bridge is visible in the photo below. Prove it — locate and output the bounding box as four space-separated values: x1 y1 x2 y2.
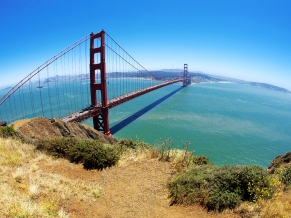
0 30 190 136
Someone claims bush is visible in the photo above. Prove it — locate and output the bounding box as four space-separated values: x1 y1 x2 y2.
168 165 273 211
168 165 217 205
0 126 16 138
115 138 151 154
35 137 120 170
280 166 291 188
34 137 77 158
192 155 210 165
69 139 120 169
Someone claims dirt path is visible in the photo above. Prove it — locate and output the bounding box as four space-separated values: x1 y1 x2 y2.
41 158 238 218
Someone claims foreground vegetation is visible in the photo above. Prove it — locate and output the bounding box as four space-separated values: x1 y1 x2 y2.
1 126 291 217
0 128 100 217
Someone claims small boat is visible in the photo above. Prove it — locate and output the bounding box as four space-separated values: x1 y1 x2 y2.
37 80 44 89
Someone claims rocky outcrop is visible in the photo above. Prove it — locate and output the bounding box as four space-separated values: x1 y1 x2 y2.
267 152 291 173
0 121 7 126
11 117 117 144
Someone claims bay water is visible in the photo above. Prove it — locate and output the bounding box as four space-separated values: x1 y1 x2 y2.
103 82 291 168
1 80 291 167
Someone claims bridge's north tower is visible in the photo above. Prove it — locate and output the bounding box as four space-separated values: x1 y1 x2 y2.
183 64 191 87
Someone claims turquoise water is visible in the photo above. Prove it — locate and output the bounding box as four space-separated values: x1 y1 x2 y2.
1 81 291 167
105 83 291 167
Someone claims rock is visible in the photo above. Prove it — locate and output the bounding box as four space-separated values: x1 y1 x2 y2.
267 152 291 173
0 121 7 126
12 117 117 144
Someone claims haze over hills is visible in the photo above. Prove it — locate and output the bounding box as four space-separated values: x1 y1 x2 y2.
1 70 290 95
158 69 291 94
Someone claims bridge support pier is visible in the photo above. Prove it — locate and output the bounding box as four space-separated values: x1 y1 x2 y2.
90 30 111 136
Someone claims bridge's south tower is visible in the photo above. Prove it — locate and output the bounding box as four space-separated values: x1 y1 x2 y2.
90 30 110 136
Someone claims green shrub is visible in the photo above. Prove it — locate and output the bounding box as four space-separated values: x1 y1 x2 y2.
168 165 217 205
207 190 241 211
69 139 120 169
280 166 291 188
115 138 151 154
0 126 16 138
192 155 210 165
34 137 77 158
36 137 120 170
168 165 273 211
117 139 138 149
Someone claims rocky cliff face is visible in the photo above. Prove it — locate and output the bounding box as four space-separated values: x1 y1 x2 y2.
11 117 117 144
267 152 291 173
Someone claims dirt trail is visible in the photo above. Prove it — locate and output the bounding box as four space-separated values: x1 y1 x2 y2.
41 158 238 218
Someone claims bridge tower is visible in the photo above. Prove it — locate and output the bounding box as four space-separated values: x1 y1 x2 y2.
183 64 191 86
90 30 111 136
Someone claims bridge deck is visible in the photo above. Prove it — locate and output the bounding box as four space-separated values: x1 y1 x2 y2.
60 79 183 123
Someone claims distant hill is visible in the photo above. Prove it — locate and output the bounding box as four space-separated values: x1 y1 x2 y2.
154 70 291 94
1 87 12 91
208 74 291 94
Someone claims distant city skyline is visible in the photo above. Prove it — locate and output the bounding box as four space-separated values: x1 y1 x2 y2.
1 0 290 90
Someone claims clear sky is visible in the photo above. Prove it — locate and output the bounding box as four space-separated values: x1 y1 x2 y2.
1 0 290 90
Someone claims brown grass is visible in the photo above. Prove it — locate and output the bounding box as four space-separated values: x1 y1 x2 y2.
0 137 100 217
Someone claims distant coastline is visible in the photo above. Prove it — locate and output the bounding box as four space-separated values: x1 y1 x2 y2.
1 71 290 95
157 70 291 94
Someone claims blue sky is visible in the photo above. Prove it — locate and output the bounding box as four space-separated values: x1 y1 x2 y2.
1 0 291 90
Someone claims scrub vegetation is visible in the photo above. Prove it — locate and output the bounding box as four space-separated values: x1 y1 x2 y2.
34 137 120 170
1 125 291 217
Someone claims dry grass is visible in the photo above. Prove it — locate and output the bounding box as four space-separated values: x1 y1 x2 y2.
117 145 152 166
231 175 290 218
1 136 291 218
260 191 291 218
236 190 291 218
0 137 101 218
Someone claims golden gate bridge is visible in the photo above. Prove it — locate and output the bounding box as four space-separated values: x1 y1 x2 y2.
0 30 191 135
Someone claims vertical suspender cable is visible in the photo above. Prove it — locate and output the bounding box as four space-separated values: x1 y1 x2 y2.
8 97 14 122
85 39 89 106
80 42 85 108
18 89 24 119
29 79 36 118
62 54 69 116
38 73 45 117
47 67 53 118
4 101 9 122
21 86 28 118
68 51 74 113
55 60 61 118
73 47 77 112
12 90 18 120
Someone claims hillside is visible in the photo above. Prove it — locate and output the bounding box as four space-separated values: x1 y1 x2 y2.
0 137 237 218
1 119 291 217
11 117 116 144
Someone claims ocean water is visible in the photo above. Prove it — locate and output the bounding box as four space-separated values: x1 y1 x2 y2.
1 81 291 167
104 82 291 168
